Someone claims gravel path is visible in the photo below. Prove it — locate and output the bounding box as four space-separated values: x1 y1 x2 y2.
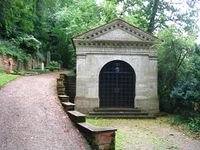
0 73 90 150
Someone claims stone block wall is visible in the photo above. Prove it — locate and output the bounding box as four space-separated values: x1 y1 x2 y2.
64 75 76 103
0 55 16 72
0 54 44 72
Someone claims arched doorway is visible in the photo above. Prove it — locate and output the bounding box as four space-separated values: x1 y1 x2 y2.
99 60 136 108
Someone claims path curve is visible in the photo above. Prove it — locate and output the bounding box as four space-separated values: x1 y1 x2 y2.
0 73 90 150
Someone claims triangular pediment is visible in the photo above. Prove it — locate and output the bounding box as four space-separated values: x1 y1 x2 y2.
94 28 142 41
73 19 156 42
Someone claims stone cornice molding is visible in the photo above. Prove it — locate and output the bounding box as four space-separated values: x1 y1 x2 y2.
74 40 154 48
73 19 157 42
76 46 157 58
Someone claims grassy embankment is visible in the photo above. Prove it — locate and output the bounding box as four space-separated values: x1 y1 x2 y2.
0 71 19 88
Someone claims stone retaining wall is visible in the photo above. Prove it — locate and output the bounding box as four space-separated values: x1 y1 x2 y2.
57 74 116 150
64 75 76 103
0 54 43 72
0 55 16 72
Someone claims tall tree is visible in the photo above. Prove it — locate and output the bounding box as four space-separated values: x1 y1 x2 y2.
119 0 200 34
153 26 195 111
147 0 159 33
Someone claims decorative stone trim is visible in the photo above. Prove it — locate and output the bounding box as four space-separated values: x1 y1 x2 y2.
76 46 154 57
74 40 153 48
74 19 156 42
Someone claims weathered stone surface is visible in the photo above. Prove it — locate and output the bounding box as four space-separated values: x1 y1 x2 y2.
62 102 75 111
73 19 159 114
64 76 76 103
59 73 66 79
77 122 116 150
57 86 65 95
67 110 86 123
57 78 64 87
58 94 69 102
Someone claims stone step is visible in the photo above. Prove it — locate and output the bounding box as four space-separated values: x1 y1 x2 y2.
93 107 142 112
77 122 116 150
59 73 66 79
89 111 148 116
62 102 75 111
58 95 69 102
88 115 155 119
67 110 86 123
57 78 64 87
57 91 65 95
57 86 65 95
89 108 154 118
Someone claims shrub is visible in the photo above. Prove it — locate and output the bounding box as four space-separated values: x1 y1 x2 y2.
171 114 200 132
188 115 200 132
46 61 60 71
0 39 29 62
34 65 41 70
19 35 41 54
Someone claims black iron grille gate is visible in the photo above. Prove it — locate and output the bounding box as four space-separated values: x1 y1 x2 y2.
99 60 135 108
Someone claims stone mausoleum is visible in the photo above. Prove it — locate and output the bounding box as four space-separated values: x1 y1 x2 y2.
72 19 159 114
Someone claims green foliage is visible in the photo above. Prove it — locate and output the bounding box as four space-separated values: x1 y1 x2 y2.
1 0 199 68
34 64 41 70
87 118 180 149
0 72 19 88
0 39 29 62
0 69 4 73
170 45 200 109
35 51 45 62
98 0 119 23
188 116 200 132
19 35 41 54
120 0 200 34
0 0 35 37
46 61 60 71
154 27 200 133
170 79 200 112
168 44 200 132
171 115 200 132
0 0 47 64
52 0 104 68
153 26 195 112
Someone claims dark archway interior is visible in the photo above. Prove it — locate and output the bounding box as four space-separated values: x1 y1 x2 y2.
99 60 136 108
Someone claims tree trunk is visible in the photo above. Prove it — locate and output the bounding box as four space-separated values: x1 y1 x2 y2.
147 0 159 33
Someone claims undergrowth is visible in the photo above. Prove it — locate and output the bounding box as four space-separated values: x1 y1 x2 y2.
170 114 200 133
0 39 29 62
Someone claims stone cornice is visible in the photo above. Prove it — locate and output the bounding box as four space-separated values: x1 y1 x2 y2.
73 19 156 42
76 46 157 58
74 40 154 48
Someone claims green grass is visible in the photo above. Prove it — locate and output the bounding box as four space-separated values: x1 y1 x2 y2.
0 72 19 88
87 118 179 150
